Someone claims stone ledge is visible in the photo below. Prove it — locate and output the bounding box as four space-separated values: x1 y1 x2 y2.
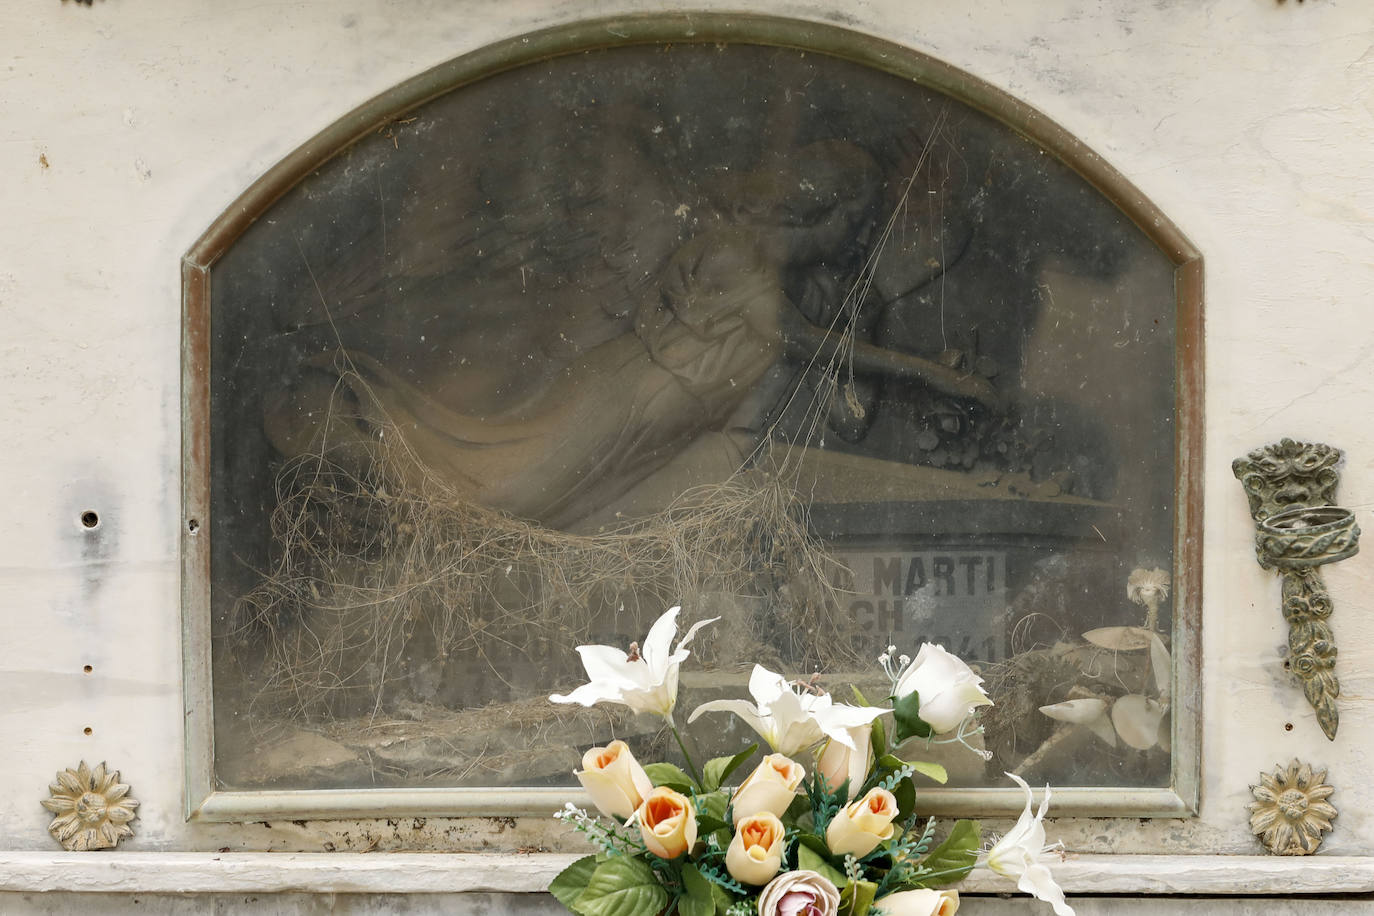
0 852 1372 895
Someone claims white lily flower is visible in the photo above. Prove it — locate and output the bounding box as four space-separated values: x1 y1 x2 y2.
980 773 1075 916
549 606 718 719
688 665 886 756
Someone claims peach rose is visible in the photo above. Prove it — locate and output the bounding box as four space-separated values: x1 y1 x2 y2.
637 786 697 859
725 812 786 885
758 870 841 916
575 740 653 820
825 786 899 858
732 753 805 823
816 724 872 801
874 888 960 915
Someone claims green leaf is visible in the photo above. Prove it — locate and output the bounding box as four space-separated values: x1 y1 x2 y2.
679 864 716 916
548 855 598 911
694 790 733 847
703 744 758 792
909 761 947 785
643 762 694 792
572 856 670 916
870 715 888 759
891 773 916 823
710 879 736 916
797 840 848 889
919 819 982 883
891 692 932 744
696 815 731 835
784 791 812 825
839 879 877 916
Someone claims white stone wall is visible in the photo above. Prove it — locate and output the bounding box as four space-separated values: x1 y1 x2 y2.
2 0 1373 906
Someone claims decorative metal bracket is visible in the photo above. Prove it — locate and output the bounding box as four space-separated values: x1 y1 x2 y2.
1234 439 1360 740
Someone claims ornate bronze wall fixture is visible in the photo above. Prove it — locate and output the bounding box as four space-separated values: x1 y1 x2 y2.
41 761 140 850
1233 439 1360 739
1247 759 1336 855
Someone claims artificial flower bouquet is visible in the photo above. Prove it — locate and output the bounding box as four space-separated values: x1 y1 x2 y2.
548 607 1074 916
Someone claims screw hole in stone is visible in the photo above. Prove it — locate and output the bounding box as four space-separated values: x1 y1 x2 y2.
187 518 200 535
1285 723 1294 731
83 665 93 674
82 727 93 736
80 510 99 529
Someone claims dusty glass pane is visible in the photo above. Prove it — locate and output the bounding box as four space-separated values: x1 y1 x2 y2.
207 41 1180 793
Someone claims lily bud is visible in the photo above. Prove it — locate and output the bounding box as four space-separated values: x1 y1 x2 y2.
732 754 805 823
725 812 786 885
637 786 697 859
575 740 653 820
826 786 899 858
816 725 872 801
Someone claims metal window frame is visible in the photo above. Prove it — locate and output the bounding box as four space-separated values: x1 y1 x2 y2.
181 12 1203 823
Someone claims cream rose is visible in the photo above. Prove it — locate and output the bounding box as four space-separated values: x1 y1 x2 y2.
637 786 697 859
816 724 872 801
731 753 805 823
893 643 993 734
874 888 960 915
825 786 899 858
575 740 653 820
758 870 841 916
724 812 786 885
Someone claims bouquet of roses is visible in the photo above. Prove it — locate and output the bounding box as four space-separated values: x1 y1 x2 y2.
549 607 1074 916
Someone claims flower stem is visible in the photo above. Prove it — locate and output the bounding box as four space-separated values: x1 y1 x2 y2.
666 717 705 788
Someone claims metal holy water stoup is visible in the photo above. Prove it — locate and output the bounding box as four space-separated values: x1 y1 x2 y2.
1233 439 1361 740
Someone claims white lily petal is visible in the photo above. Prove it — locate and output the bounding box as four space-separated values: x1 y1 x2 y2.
574 645 636 686
689 699 776 745
640 607 681 676
550 681 624 707
748 665 790 704
1017 862 1075 916
676 615 720 653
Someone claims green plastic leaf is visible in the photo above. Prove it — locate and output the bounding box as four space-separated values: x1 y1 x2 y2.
679 864 716 916
892 773 916 822
548 855 598 912
891 691 932 744
909 761 947 785
920 819 982 883
703 744 758 792
643 762 694 792
839 879 877 916
696 815 731 835
572 856 670 916
797 840 847 889
710 880 736 916
695 790 732 847
870 714 888 759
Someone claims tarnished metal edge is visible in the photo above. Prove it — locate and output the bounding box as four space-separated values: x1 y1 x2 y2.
181 11 1205 822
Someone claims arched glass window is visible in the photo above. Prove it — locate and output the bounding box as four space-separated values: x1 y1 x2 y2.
182 14 1201 820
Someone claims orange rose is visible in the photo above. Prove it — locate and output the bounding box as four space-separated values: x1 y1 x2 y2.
725 812 786 885
826 786 898 858
576 740 653 820
638 786 697 858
